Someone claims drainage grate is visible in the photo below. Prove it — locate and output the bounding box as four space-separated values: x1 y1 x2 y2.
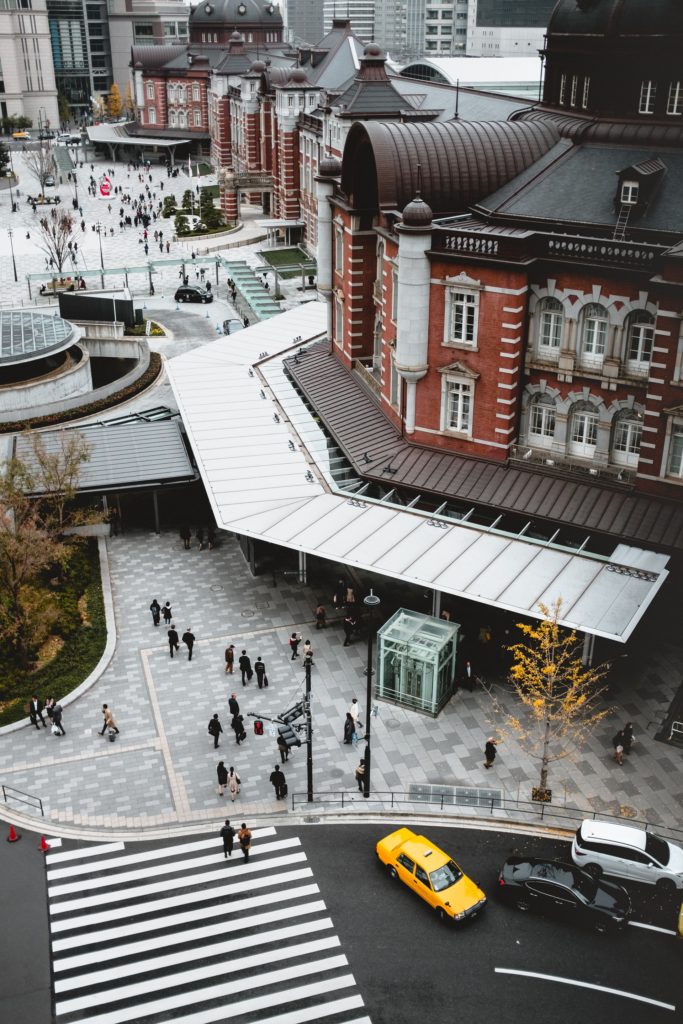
409 783 502 809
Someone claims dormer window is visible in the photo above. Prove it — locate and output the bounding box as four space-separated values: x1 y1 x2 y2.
621 181 639 205
667 81 682 116
559 73 567 105
639 80 656 115
581 76 590 110
570 75 578 107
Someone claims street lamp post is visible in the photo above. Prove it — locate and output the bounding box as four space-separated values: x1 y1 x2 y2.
8 146 16 212
7 228 17 282
95 221 104 287
362 589 380 798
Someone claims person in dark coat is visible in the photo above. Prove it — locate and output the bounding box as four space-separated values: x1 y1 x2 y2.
277 733 289 763
149 599 161 626
343 614 355 647
315 604 326 630
52 703 65 735
217 761 228 796
168 624 180 657
238 650 252 685
484 737 498 769
238 823 252 861
162 601 172 625
231 713 246 744
179 525 191 550
228 693 239 718
270 765 286 799
343 712 355 744
208 713 223 748
254 657 266 689
355 758 366 792
220 818 235 857
622 722 634 754
28 695 47 729
195 526 205 550
182 627 195 661
289 632 300 660
225 644 234 674
333 579 346 608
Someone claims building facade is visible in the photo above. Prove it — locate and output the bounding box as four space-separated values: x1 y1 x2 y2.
108 0 188 98
312 0 683 523
47 0 113 116
0 0 58 126
281 0 324 45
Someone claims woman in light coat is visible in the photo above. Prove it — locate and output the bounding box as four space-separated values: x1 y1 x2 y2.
228 766 241 801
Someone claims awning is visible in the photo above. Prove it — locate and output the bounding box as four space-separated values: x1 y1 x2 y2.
87 124 193 148
256 219 305 229
166 303 669 642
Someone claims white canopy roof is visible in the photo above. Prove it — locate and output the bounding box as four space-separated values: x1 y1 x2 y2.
167 302 668 642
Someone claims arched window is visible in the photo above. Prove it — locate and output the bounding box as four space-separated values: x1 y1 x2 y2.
528 394 556 449
375 240 384 303
625 310 654 374
193 108 201 127
178 85 186 104
611 410 643 468
178 110 187 128
169 109 177 127
537 297 563 353
579 303 609 368
569 401 599 458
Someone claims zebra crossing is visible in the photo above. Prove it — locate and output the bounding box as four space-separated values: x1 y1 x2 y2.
46 829 371 1024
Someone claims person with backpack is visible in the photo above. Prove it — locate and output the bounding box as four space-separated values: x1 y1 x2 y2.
237 823 252 862
208 713 223 749
149 598 161 626
220 819 235 858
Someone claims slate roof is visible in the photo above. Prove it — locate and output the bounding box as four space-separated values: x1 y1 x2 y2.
478 143 683 236
286 342 683 554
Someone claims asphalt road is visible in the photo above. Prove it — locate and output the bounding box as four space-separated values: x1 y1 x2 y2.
292 823 682 1024
2 820 680 1024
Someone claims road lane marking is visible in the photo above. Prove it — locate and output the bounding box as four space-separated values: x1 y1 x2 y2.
495 968 675 1011
629 921 677 936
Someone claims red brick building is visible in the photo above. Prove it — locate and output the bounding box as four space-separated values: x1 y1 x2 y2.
309 0 683 547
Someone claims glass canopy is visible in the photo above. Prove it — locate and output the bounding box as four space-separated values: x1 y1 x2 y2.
376 608 460 717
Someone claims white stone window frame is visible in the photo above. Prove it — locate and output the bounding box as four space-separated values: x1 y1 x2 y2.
334 296 344 348
192 83 200 102
439 365 478 437
443 274 482 350
148 107 156 125
624 309 654 376
579 302 609 370
667 81 682 116
193 108 201 127
536 296 564 358
639 79 656 115
334 224 344 275
611 410 643 468
621 180 639 205
169 109 177 128
528 394 557 450
662 416 683 480
146 81 154 101
569 403 599 459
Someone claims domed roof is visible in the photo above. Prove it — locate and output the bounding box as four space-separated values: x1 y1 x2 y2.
229 29 242 41
363 42 382 58
401 193 433 228
288 67 308 85
318 155 342 178
548 0 683 38
250 59 266 73
191 0 283 26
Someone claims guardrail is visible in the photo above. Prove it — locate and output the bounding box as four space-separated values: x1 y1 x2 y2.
290 789 683 843
1 783 44 817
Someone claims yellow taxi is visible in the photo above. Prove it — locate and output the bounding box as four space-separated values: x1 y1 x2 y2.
11 130 30 140
376 827 487 924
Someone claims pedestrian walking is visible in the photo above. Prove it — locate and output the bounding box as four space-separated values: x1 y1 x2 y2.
220 818 235 857
333 578 346 608
99 703 119 736
355 758 366 792
231 712 246 744
237 823 252 862
277 732 289 763
462 660 475 693
483 737 498 769
179 524 191 550
225 644 235 674
289 632 301 660
348 698 362 729
51 702 65 736
228 693 239 718
227 766 241 801
303 640 313 667
44 697 55 725
345 585 355 607
168 624 180 657
162 601 172 624
238 650 252 685
254 657 267 689
343 712 355 744
149 598 161 626
217 760 228 796
207 525 216 549
182 627 195 660
196 526 205 550
270 765 287 800
612 729 625 765
622 721 635 754
315 603 327 630
28 695 47 729
343 614 356 647
208 713 223 748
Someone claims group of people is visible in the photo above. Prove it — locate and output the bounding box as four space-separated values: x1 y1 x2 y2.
27 697 119 739
179 525 216 551
612 722 635 765
220 820 253 861
149 598 196 661
224 646 270 689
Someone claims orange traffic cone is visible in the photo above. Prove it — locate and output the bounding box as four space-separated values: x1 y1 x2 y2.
39 836 50 853
7 825 21 843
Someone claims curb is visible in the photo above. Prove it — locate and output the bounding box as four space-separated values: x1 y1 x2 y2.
0 535 117 735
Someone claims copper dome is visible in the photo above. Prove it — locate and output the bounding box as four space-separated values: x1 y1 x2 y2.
401 193 433 228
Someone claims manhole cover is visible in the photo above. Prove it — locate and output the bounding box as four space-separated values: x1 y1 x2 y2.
303 815 321 823
384 719 401 731
241 609 256 617
330 768 345 779
210 585 224 592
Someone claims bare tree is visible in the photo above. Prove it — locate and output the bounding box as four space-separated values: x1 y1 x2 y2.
23 140 56 198
21 429 98 534
36 208 76 274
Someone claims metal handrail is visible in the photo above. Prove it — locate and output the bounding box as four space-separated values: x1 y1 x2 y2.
290 789 683 843
1 784 44 817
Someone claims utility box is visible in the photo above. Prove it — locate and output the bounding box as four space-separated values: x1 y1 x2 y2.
376 608 459 717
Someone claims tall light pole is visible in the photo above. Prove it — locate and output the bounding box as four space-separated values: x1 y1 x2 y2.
363 589 380 798
8 146 16 212
7 228 17 282
95 221 104 287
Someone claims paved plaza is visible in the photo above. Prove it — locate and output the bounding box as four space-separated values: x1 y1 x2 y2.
0 526 681 833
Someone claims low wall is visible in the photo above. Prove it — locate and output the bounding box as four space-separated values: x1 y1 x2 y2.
0 348 93 417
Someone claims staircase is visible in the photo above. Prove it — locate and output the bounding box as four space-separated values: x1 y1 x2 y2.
613 203 631 241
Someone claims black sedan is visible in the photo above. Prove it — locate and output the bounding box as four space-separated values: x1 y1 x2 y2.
174 285 213 304
498 857 631 933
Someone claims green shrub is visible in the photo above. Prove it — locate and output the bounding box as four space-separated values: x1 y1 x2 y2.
162 195 177 218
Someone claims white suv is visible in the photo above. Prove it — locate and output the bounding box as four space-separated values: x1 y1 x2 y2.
572 820 683 892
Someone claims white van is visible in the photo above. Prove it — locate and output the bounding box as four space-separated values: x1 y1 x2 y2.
572 820 683 892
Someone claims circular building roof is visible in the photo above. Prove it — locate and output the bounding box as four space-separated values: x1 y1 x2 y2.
191 0 282 25
548 0 683 37
0 311 77 367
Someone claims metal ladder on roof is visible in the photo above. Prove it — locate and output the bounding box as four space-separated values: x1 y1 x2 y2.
613 204 631 241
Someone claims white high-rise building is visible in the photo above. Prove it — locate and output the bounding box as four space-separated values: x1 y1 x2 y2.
322 1 374 44
0 0 58 127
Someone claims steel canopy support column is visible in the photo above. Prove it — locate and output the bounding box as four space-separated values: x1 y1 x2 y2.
431 590 441 618
582 631 595 666
298 550 307 584
152 490 160 534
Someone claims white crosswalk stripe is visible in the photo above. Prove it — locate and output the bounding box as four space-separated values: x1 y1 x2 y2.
48 829 370 1024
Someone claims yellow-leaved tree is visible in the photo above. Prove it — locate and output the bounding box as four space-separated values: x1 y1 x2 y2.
108 83 123 120
502 599 612 802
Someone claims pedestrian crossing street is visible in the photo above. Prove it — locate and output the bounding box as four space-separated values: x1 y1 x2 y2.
46 829 371 1024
